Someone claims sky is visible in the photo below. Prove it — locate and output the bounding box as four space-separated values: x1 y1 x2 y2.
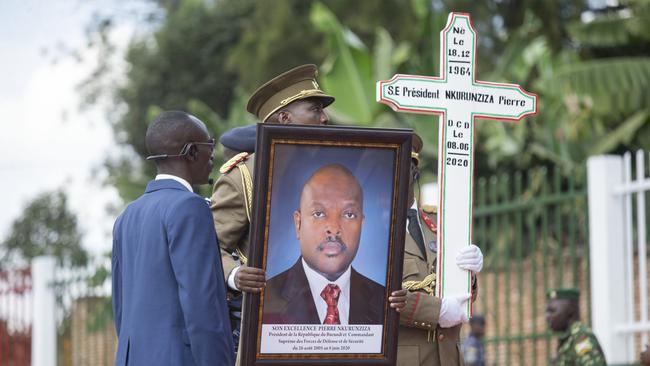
0 1 140 256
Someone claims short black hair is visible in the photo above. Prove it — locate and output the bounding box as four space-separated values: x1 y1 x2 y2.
145 110 197 156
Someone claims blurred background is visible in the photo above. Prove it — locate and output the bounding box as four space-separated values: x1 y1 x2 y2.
1 0 649 364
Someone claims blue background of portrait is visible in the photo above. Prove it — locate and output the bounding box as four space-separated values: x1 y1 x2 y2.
265 144 395 286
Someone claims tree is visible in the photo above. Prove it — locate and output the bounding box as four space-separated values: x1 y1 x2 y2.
83 0 649 199
0 190 87 270
81 0 426 202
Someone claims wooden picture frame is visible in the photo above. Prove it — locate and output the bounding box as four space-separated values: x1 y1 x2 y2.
240 124 412 366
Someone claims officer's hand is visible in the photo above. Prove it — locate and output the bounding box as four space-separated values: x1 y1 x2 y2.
456 244 483 274
439 293 470 328
235 266 266 293
388 289 408 313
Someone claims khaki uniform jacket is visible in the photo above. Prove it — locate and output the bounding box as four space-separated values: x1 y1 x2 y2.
210 153 255 279
397 209 464 366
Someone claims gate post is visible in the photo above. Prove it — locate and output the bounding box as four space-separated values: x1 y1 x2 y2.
587 155 631 363
31 256 57 366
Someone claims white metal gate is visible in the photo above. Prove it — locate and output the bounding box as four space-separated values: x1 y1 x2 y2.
588 150 650 364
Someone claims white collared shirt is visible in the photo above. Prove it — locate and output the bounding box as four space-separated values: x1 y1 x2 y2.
155 174 193 192
302 258 351 325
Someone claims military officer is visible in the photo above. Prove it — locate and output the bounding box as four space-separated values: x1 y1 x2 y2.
210 64 334 295
211 65 408 363
397 133 483 366
210 65 335 363
546 288 606 365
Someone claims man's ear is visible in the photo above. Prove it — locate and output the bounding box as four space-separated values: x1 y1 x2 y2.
278 110 292 124
293 210 301 239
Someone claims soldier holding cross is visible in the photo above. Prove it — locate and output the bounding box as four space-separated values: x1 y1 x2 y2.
397 134 482 366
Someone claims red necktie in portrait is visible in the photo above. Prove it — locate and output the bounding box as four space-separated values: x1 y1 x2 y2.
320 284 341 325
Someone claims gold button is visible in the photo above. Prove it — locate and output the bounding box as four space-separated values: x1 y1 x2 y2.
413 321 418 325
427 324 432 328
438 334 445 341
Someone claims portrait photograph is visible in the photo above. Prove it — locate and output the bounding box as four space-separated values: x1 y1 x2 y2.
241 124 412 366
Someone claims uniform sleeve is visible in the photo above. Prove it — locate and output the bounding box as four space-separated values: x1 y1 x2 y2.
400 256 442 330
400 291 442 330
574 334 607 365
111 219 122 335
210 171 249 278
168 196 235 366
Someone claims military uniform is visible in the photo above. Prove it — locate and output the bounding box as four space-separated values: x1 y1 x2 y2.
210 152 255 278
210 64 334 282
551 321 606 366
210 65 334 365
397 205 465 366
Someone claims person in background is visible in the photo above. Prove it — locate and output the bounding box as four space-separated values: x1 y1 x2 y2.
546 288 606 365
462 314 486 366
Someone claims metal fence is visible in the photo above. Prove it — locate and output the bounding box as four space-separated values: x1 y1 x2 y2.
53 257 115 366
0 266 31 366
472 166 590 365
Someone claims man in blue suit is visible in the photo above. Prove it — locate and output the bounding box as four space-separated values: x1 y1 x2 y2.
112 110 234 366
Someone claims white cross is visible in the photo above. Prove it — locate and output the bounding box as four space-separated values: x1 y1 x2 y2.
376 12 537 316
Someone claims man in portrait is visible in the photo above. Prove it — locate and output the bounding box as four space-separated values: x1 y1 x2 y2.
263 163 385 325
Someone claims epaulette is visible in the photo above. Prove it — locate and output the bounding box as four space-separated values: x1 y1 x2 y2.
421 204 437 214
420 207 437 233
219 152 250 174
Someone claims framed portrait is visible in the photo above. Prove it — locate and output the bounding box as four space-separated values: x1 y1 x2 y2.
240 124 412 366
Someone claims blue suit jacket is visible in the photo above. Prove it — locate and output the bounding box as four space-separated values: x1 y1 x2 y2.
112 179 234 366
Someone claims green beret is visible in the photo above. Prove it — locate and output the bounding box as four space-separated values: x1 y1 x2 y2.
547 288 580 300
246 64 335 122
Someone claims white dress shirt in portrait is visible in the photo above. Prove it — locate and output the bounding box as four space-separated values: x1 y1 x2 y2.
302 258 351 325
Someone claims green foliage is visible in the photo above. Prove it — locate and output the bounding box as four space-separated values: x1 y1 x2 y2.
228 0 421 92
83 0 650 200
87 0 427 202
540 58 650 116
1 190 88 269
96 0 256 201
311 2 374 124
568 15 632 47
227 0 325 91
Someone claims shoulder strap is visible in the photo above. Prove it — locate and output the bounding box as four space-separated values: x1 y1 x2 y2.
219 152 250 174
235 160 253 266
237 162 253 222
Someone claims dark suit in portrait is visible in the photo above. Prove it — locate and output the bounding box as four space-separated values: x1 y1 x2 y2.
112 179 234 366
262 258 385 325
